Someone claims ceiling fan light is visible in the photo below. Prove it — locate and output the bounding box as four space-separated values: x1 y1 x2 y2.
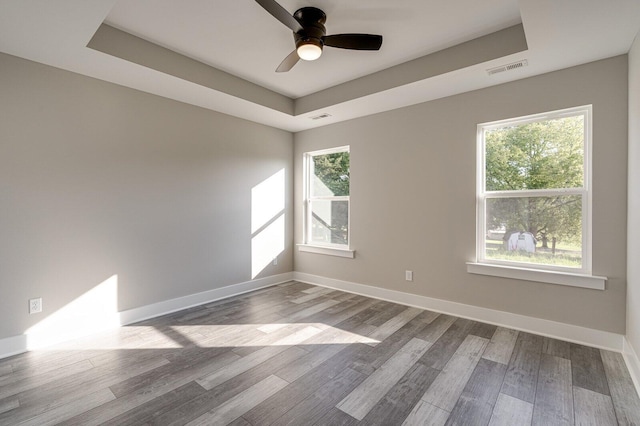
297 43 322 61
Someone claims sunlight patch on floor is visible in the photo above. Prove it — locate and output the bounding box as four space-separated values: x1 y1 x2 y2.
37 322 379 350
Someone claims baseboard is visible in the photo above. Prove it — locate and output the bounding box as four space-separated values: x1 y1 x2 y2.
0 270 625 359
623 337 640 395
293 272 624 352
0 272 293 360
118 272 293 325
0 335 27 360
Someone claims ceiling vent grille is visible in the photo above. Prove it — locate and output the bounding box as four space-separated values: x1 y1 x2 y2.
310 113 332 120
487 59 528 76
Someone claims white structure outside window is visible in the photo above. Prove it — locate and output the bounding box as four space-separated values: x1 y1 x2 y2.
302 146 351 255
471 105 604 288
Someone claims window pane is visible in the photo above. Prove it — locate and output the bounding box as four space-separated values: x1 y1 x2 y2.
485 195 582 268
312 152 350 197
310 200 348 246
485 115 584 191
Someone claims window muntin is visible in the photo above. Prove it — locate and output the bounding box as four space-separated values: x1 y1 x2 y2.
304 146 350 248
477 106 591 273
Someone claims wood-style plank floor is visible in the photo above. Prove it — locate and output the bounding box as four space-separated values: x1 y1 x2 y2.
1 281 639 425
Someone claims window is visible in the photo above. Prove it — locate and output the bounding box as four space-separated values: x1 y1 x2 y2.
303 146 350 252
476 106 592 275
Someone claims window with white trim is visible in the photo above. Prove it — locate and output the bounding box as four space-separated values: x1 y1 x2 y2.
303 146 350 249
476 106 592 274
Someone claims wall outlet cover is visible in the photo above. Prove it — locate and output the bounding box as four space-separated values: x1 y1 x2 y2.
29 298 42 314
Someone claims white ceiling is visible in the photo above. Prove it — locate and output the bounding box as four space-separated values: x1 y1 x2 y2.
0 0 639 132
104 0 522 98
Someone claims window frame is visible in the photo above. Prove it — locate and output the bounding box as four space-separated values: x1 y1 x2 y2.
302 145 352 253
475 105 593 275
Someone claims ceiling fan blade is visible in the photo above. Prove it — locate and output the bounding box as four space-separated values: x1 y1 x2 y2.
323 34 383 50
255 0 302 33
276 50 300 72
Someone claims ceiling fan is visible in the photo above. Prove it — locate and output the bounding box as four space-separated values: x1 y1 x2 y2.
255 0 383 72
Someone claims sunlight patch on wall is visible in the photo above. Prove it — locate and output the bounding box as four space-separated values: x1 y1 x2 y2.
251 169 285 234
25 275 120 350
251 169 286 278
251 214 285 278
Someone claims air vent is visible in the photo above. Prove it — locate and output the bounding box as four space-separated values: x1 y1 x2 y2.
310 113 332 120
487 59 528 76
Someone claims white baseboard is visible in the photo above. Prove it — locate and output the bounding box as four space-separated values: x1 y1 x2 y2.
0 335 27 360
293 272 624 352
0 270 627 362
118 272 293 325
0 272 293 360
623 337 640 395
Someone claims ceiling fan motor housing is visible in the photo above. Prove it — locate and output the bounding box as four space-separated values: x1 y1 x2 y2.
254 0 383 72
293 7 326 50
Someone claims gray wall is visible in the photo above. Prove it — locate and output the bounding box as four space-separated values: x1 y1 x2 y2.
294 56 628 334
0 50 630 341
0 53 293 339
627 34 640 350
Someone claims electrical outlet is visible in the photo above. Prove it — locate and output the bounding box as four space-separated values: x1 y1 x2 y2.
405 270 413 281
273 257 278 266
29 298 42 314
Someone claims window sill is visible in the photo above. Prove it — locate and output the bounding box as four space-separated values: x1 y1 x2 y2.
466 262 606 290
297 244 355 258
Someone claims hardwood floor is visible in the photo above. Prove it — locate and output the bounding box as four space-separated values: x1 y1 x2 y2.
1 281 639 425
